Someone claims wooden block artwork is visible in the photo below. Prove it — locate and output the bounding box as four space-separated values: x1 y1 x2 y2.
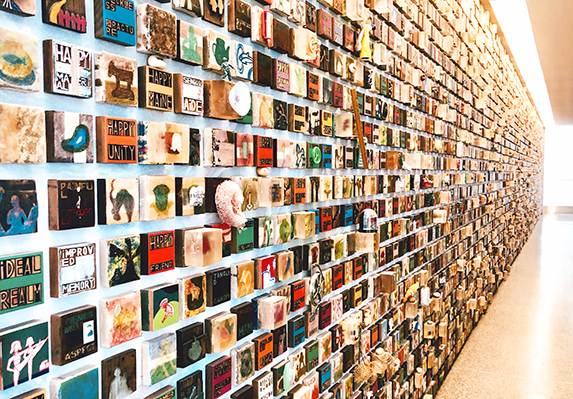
96 116 137 163
0 320 49 390
203 80 241 119
176 227 223 267
206 267 231 306
176 20 203 65
0 251 43 314
141 333 177 386
138 66 173 111
95 0 136 46
172 0 202 17
203 0 225 26
204 128 235 167
101 349 136 399
136 4 177 58
141 283 179 331
45 111 93 163
0 103 46 163
176 177 205 216
94 52 138 107
139 175 176 221
232 41 253 80
178 274 206 319
206 312 237 353
203 29 232 72
0 0 35 15
228 0 252 37
49 242 96 298
231 260 255 298
99 291 142 348
43 40 92 98
100 235 140 288
231 342 255 386
138 121 190 164
48 179 95 230
174 73 203 115
42 0 86 32
11 389 47 399
176 323 206 368
50 305 97 365
97 178 139 225
177 372 203 399
0 180 38 238
253 92 275 128
0 28 40 92
206 356 232 399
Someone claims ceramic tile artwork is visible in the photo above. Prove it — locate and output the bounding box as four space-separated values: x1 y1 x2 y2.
100 235 140 288
177 20 203 65
136 4 177 58
203 0 225 26
0 252 43 314
43 40 92 98
45 111 93 163
0 103 46 163
49 242 96 298
232 41 253 80
253 93 275 128
138 122 190 164
101 349 136 399
175 227 223 267
141 283 179 331
50 365 98 399
0 0 35 15
276 250 294 281
94 52 138 107
94 0 136 45
203 29 232 72
50 305 97 366
42 0 86 32
204 128 235 167
176 177 205 216
139 175 176 221
174 74 203 115
97 178 139 225
142 333 177 386
0 320 49 390
231 342 255 386
99 291 142 348
47 180 95 230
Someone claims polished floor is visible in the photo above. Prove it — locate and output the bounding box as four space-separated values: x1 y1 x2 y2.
436 214 573 399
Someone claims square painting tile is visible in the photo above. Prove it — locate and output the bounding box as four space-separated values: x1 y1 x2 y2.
94 52 138 107
48 179 95 230
49 242 96 297
100 291 142 348
136 3 177 58
43 40 92 98
50 366 99 399
0 103 46 163
42 0 86 32
50 305 97 365
46 111 93 163
138 121 190 164
100 235 141 288
139 175 176 221
177 20 203 65
95 0 136 45
101 349 136 399
97 178 139 225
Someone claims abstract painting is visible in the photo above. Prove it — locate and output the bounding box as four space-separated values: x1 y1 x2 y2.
142 333 177 386
0 180 38 236
99 291 142 348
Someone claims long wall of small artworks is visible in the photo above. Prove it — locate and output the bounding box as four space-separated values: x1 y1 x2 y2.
0 0 543 397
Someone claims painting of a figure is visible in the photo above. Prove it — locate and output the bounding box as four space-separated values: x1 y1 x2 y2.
0 180 38 237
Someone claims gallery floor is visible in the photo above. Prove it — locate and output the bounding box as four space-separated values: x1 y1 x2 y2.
436 214 573 399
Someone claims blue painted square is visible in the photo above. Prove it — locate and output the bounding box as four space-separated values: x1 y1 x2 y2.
97 0 136 46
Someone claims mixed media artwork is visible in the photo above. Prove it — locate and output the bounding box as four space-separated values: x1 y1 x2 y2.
45 111 94 163
0 180 38 237
100 235 140 287
97 178 139 225
101 349 136 399
99 291 142 348
49 242 96 297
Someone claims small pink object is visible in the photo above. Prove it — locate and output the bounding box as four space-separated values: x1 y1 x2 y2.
215 181 247 228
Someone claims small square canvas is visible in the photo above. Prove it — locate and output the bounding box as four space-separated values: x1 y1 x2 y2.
142 333 177 386
42 0 86 32
140 231 175 275
99 291 142 348
231 260 255 298
95 116 137 163
175 227 223 267
101 349 136 399
176 177 205 216
0 180 38 236
174 73 203 115
204 128 235 167
176 323 206 368
206 356 232 399
0 0 34 15
231 342 255 386
177 371 204 399
139 175 176 221
235 133 254 166
232 41 253 80
177 20 203 65
252 93 274 128
95 0 136 45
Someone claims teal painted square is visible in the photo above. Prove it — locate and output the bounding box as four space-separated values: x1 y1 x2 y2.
98 0 136 46
0 252 43 314
58 367 99 399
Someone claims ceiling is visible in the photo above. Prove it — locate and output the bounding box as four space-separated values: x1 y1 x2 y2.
525 0 573 125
